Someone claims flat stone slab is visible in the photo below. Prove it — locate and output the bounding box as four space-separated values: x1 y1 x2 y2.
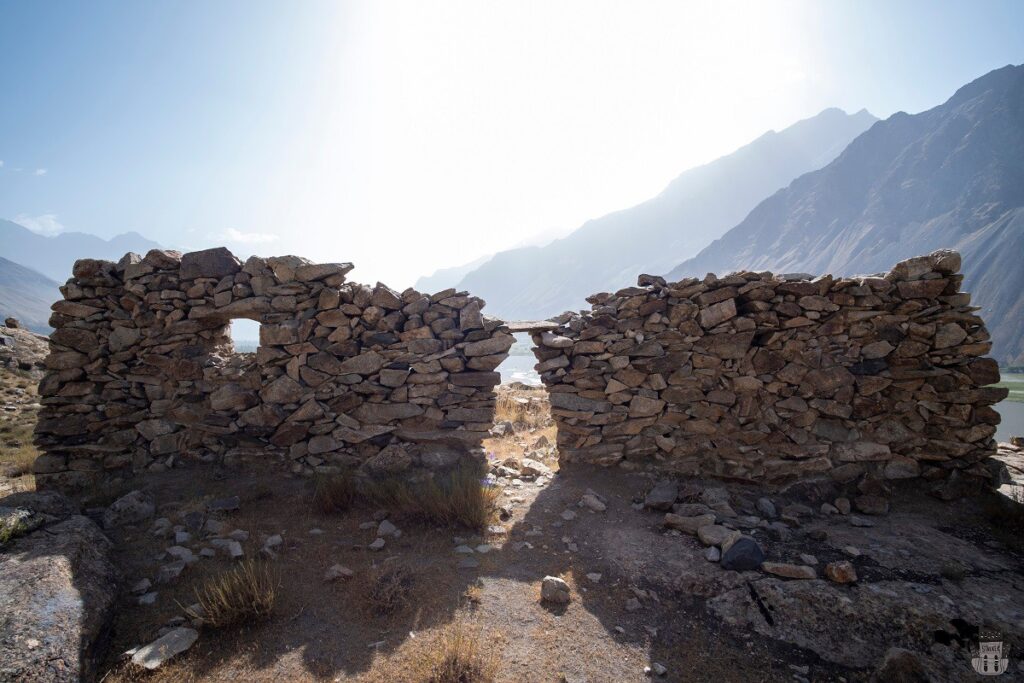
131 627 199 670
505 320 561 333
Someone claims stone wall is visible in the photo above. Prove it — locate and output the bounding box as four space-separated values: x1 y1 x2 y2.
33 248 513 492
531 250 1007 493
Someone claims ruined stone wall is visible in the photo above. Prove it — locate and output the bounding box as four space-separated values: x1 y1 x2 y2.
34 247 513 492
531 250 1007 493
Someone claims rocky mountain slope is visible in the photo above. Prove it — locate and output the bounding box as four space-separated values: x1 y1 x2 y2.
667 64 1024 365
0 257 61 333
0 219 160 283
437 108 877 319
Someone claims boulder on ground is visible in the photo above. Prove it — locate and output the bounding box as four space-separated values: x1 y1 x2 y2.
0 492 117 683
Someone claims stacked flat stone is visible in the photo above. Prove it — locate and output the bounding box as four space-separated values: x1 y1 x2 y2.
532 250 1007 492
34 247 513 492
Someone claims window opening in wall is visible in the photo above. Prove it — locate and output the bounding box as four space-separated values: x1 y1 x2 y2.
496 333 540 386
228 318 261 354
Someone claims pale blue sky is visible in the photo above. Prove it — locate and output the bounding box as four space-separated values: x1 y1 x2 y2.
1 1 1022 287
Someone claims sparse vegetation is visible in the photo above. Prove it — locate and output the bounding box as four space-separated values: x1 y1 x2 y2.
414 623 497 683
312 471 358 513
494 385 550 429
359 561 418 617
0 516 30 546
314 464 499 530
188 560 278 629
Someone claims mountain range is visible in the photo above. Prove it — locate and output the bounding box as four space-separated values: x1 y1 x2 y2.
0 219 160 284
668 64 1024 365
420 107 877 318
0 220 161 332
0 257 61 332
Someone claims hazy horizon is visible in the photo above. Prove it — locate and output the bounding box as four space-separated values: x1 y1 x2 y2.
2 1 1023 289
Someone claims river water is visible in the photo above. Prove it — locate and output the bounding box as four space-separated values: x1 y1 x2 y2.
497 354 1024 442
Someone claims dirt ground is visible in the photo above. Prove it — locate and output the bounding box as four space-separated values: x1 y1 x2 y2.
3 357 1024 681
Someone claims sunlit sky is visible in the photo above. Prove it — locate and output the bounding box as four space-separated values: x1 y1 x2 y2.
1 1 1022 288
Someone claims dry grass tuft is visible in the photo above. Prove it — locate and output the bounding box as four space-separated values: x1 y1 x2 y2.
312 471 358 513
362 464 500 529
359 561 419 617
494 388 550 429
314 464 499 530
188 560 278 628
414 623 497 683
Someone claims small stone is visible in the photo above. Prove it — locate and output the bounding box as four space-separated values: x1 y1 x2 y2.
454 545 474 554
697 524 739 548
834 497 851 515
799 554 818 565
131 578 152 594
820 503 839 515
228 529 249 542
103 490 155 529
579 493 607 512
165 546 196 564
586 572 602 583
131 627 199 670
651 662 667 677
204 519 226 535
756 497 777 518
225 540 244 559
541 576 571 604
324 564 354 581
664 513 716 535
854 495 889 515
842 545 861 557
138 591 158 606
377 520 399 537
475 544 493 554
761 562 816 580
368 538 386 551
199 548 215 558
720 537 765 571
561 510 577 521
157 561 186 584
849 515 875 528
824 560 858 584
174 531 192 544
644 481 678 511
704 546 721 562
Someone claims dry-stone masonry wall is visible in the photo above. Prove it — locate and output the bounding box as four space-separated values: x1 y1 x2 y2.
531 250 1007 494
34 247 513 493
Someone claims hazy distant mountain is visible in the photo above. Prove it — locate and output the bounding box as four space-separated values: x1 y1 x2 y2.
440 108 877 319
0 219 161 283
0 257 61 333
415 254 492 294
668 64 1024 366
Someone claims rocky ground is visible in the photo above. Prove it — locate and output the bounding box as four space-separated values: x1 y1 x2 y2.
2 365 1024 681
0 321 46 496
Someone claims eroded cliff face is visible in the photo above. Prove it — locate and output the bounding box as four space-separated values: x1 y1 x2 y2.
533 250 1006 496
33 247 513 493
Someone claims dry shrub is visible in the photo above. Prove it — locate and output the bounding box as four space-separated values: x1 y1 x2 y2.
360 561 418 617
315 464 499 530
494 388 550 429
362 464 499 530
188 560 277 628
415 623 497 683
312 471 357 513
